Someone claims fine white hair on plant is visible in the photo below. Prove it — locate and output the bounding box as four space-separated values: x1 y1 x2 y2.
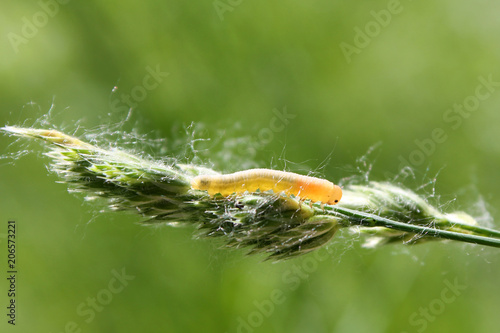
3 125 500 261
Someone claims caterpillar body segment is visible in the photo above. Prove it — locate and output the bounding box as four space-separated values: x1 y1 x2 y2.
191 168 342 205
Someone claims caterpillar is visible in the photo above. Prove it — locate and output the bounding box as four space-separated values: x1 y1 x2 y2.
191 168 342 205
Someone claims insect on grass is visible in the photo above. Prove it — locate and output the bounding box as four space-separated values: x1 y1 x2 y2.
191 168 343 205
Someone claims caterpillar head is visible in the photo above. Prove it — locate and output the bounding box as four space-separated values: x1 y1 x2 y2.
326 184 343 205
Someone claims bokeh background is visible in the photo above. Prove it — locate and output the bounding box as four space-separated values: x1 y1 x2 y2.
1 1 500 332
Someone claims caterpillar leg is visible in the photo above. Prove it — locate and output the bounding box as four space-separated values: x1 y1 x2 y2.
297 196 307 207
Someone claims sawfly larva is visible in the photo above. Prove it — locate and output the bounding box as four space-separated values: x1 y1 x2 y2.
191 168 342 205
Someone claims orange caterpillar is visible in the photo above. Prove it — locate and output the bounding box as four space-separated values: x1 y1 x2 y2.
191 168 342 205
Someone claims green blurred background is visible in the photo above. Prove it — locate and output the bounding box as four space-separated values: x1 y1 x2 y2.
2 1 500 332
